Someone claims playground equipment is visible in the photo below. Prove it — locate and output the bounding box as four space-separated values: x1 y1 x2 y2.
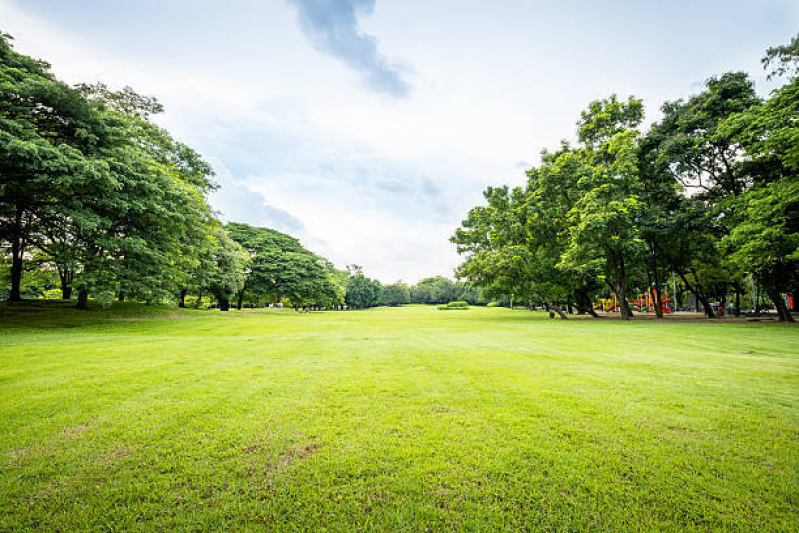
595 288 671 314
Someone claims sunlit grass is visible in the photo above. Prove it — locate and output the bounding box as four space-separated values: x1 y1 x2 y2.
1 303 796 531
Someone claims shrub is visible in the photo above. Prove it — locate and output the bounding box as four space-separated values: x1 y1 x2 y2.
438 301 470 310
487 302 502 308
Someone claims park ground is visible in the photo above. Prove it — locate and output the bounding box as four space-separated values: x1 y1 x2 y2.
0 302 797 531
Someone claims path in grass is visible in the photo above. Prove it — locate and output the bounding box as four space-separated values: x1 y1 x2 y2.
1 304 797 531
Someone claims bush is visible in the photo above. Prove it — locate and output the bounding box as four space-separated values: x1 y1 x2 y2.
487 302 502 308
438 301 470 310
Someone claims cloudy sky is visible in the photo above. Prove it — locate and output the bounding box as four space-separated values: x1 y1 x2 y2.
1 1 796 282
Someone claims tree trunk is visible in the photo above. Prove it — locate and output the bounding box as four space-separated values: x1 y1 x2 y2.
611 252 633 320
676 270 715 318
792 289 798 313
7 206 25 302
767 288 794 322
218 296 230 311
195 288 203 309
534 287 568 319
60 269 72 300
76 289 88 309
734 288 741 317
574 290 586 315
178 288 187 308
8 241 23 302
236 289 245 310
118 292 125 302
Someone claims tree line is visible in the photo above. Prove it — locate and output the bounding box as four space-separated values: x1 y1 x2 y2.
452 36 798 321
0 33 347 310
0 32 486 312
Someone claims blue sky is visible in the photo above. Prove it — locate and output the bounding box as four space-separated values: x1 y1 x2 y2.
1 0 796 282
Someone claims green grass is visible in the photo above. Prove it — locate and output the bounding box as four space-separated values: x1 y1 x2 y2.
1 303 797 531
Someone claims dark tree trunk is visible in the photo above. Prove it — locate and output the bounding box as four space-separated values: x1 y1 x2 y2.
534 287 568 319
610 252 633 320
118 292 125 302
178 288 187 308
767 288 793 322
76 289 88 309
60 269 72 300
9 251 23 302
7 206 26 302
676 270 715 318
195 288 203 309
720 292 727 317
576 289 599 317
734 287 741 317
792 289 798 313
8 225 24 302
236 289 245 310
218 296 230 311
574 290 586 315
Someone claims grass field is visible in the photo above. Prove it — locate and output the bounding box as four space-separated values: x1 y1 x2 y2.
0 302 797 531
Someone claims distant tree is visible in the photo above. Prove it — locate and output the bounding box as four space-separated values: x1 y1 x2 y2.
345 266 381 308
380 282 410 306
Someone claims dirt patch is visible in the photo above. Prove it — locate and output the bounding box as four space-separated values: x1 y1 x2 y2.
6 447 29 467
96 445 132 465
267 442 320 472
244 443 263 455
60 423 91 438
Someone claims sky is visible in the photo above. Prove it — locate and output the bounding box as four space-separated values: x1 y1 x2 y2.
1 0 796 283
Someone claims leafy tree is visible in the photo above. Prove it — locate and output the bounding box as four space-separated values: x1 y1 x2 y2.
0 33 116 302
345 266 381 309
225 222 338 309
560 95 647 320
380 282 410 306
205 228 249 311
763 32 799 79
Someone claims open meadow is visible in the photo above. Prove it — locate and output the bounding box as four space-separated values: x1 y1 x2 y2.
0 303 797 531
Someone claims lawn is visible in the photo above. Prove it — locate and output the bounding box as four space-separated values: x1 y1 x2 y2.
0 303 797 531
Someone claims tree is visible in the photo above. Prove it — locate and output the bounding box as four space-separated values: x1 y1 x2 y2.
763 32 799 79
380 282 410 306
560 96 647 320
345 266 381 309
225 222 337 309
0 33 117 302
205 228 248 311
718 69 799 321
452 186 571 318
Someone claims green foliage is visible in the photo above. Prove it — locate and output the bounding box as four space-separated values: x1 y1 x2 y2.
763 32 799 79
225 222 342 308
345 266 382 309
380 282 410 306
454 40 798 321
